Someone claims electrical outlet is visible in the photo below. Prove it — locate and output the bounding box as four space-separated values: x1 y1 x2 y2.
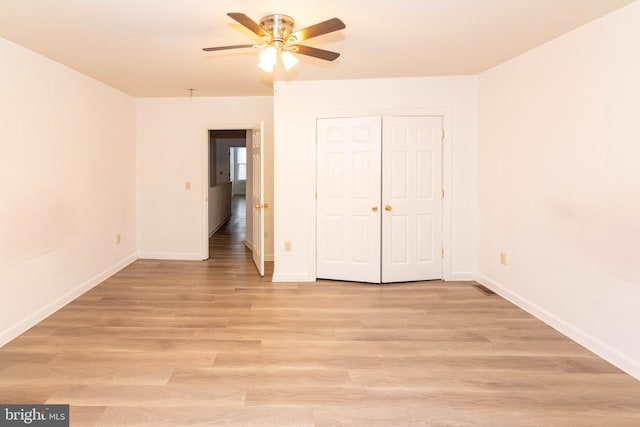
185 181 192 190
116 234 121 245
500 252 507 265
284 241 292 252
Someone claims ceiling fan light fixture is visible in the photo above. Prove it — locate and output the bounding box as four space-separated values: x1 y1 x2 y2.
203 13 345 72
258 60 275 73
258 46 277 72
281 51 299 71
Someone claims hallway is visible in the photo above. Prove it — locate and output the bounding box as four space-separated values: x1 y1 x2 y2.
208 195 272 278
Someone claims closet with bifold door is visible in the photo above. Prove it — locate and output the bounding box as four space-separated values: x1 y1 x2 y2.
316 115 443 283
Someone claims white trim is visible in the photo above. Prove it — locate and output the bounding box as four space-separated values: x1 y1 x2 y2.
138 252 204 261
244 239 272 262
0 253 138 347
476 274 640 381
202 127 210 260
440 112 454 281
209 214 231 238
202 121 263 261
448 272 476 281
272 272 314 282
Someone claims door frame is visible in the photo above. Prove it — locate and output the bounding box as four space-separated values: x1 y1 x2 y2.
201 121 262 261
310 108 453 281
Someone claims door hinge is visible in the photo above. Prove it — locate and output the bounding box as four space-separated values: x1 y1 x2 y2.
441 128 445 140
441 188 445 199
315 191 317 200
441 247 444 258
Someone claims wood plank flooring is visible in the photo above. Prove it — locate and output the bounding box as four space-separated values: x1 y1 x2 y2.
1 196 639 425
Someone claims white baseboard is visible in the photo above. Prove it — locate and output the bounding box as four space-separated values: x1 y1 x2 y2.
0 253 138 347
137 252 204 261
271 272 314 282
242 241 273 262
208 215 231 237
476 273 640 381
447 272 477 281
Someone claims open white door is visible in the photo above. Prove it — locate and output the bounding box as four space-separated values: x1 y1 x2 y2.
251 123 265 276
317 117 382 283
381 116 442 282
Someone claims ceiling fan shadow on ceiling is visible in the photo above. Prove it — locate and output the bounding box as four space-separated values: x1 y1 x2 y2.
202 12 346 72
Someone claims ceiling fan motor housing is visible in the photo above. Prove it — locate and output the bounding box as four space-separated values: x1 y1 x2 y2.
259 14 295 48
202 12 343 62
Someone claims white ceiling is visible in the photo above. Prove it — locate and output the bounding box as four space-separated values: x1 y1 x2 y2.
0 0 635 97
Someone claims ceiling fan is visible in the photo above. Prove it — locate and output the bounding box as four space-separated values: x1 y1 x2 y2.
202 13 346 72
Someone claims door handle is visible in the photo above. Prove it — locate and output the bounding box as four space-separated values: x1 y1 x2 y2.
385 205 392 211
371 206 378 212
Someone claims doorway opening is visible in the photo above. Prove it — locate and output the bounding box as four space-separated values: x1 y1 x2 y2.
206 126 267 277
207 129 249 256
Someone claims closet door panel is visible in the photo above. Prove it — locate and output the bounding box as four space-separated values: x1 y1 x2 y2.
382 116 442 282
317 117 382 283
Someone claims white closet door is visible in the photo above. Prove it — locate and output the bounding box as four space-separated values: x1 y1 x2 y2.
381 116 442 283
317 117 382 283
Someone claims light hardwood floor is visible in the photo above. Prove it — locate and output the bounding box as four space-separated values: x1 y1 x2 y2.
1 197 639 426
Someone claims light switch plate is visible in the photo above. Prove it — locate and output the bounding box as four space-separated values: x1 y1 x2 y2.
500 252 507 265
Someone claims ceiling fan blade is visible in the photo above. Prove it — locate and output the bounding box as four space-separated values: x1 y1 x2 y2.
227 12 267 38
293 45 340 61
203 44 255 52
289 18 345 42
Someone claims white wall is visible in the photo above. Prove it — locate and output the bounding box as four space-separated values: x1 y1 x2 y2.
213 137 245 185
478 1 640 379
136 97 274 261
231 147 247 196
208 182 232 236
216 141 231 185
0 37 137 345
273 76 478 281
